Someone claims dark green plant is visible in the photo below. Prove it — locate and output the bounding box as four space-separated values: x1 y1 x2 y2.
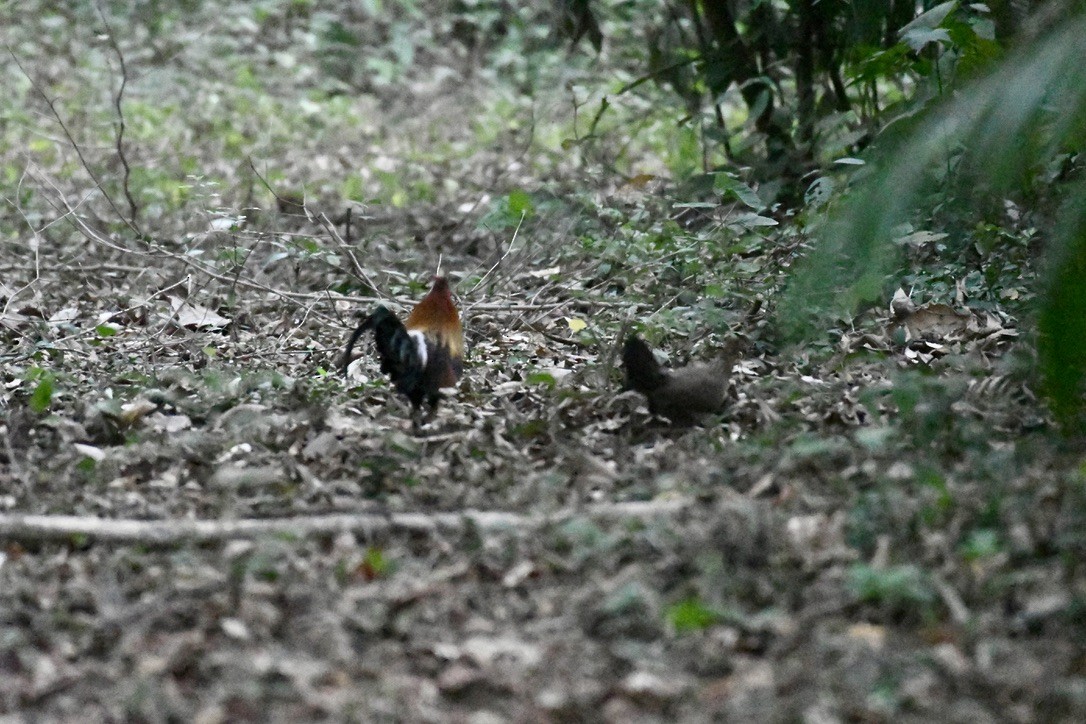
563 1 1003 196
666 595 721 632
849 562 937 618
780 10 1086 430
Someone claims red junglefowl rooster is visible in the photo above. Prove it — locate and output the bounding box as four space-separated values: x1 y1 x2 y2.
622 335 738 425
342 276 464 410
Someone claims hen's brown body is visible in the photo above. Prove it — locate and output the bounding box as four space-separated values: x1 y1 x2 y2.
622 336 736 425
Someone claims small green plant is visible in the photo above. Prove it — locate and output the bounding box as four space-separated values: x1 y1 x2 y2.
666 596 721 633
525 370 557 389
550 518 612 567
27 367 56 413
890 371 968 450
479 189 534 231
359 546 392 580
849 563 936 618
959 528 1002 563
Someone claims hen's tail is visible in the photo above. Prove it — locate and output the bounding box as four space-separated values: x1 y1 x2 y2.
342 306 429 406
622 336 668 394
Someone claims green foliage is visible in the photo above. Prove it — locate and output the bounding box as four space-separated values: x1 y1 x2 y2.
550 518 613 567
27 367 56 413
360 546 392 578
232 545 287 584
602 582 650 616
666 596 720 633
1039 192 1086 429
959 528 1002 563
781 13 1086 430
781 11 1086 429
849 563 936 616
915 466 954 525
566 1 1003 192
479 189 534 231
525 371 557 389
713 173 766 211
75 456 97 476
890 371 967 450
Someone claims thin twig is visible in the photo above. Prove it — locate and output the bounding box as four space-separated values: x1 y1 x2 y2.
315 210 385 300
600 316 632 391
95 0 140 226
30 166 151 255
466 210 525 298
8 51 141 236
246 157 302 215
40 276 190 351
36 174 357 313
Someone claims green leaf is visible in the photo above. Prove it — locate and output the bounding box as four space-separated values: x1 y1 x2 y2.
507 189 533 218
361 547 391 577
959 529 1001 562
849 563 935 608
899 1 958 47
855 425 893 451
29 372 55 413
479 190 533 230
667 597 720 633
526 371 557 388
713 173 765 211
901 26 952 52
1039 190 1086 431
804 177 834 209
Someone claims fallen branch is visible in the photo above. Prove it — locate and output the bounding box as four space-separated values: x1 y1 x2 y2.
0 500 691 546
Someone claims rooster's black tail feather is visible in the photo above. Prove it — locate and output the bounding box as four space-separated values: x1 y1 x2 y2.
343 306 433 408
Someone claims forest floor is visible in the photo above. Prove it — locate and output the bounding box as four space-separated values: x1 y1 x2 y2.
2 4 1085 722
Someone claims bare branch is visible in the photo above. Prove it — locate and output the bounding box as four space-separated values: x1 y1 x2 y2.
7 50 141 236
466 210 525 298
316 210 387 302
95 0 140 226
